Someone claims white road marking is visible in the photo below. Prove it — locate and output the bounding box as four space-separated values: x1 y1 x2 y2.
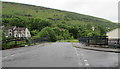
85 63 90 66
84 59 87 62
74 47 83 67
74 46 90 67
11 55 15 56
84 59 90 66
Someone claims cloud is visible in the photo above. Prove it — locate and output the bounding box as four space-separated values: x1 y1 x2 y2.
1 0 119 22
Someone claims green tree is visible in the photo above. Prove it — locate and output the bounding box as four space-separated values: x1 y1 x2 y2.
69 26 80 38
87 31 100 36
8 17 27 27
97 25 106 36
30 30 39 36
29 18 52 31
52 27 71 40
38 27 57 42
57 23 69 29
62 29 71 40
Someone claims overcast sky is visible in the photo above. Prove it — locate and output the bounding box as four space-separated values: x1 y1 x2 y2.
1 0 119 22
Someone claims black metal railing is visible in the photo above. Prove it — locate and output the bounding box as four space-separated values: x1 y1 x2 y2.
108 39 120 48
78 36 108 45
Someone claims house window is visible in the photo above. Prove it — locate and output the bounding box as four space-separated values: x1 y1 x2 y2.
9 33 12 36
16 34 18 37
9 29 12 32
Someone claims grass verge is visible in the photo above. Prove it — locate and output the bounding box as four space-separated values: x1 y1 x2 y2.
57 39 79 42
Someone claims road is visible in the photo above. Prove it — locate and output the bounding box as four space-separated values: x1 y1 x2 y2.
2 42 118 67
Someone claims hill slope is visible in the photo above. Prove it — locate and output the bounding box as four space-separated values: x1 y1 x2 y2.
2 2 117 27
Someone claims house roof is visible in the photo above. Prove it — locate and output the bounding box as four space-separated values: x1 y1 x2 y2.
4 26 14 30
15 27 26 31
4 26 26 31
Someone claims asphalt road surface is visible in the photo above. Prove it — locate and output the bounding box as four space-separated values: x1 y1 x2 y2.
2 42 118 67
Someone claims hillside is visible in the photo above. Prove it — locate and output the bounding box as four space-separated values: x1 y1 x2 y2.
2 2 117 27
2 2 118 39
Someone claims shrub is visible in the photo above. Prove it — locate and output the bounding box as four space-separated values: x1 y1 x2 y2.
38 27 57 42
53 27 71 40
2 41 16 49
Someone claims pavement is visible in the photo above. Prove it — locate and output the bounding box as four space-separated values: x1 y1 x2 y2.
73 43 120 53
2 42 119 67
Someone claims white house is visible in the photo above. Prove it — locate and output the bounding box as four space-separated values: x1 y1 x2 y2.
4 26 31 38
107 28 120 39
106 28 120 39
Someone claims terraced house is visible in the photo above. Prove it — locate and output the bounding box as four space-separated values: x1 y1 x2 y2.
4 26 31 38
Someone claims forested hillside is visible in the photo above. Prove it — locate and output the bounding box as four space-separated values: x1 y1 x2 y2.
2 2 118 41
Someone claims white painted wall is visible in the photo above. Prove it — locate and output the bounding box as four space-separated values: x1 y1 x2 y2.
25 28 31 37
107 28 120 39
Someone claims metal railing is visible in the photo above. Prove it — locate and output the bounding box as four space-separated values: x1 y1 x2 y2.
78 36 108 45
108 39 120 48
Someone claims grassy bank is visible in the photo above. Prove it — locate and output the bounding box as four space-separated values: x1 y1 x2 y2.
57 39 79 42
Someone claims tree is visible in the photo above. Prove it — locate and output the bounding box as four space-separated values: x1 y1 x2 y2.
29 18 52 31
57 23 69 29
7 17 26 27
52 27 71 40
30 30 39 36
62 29 71 40
97 25 106 36
69 26 79 38
87 31 100 36
38 27 57 42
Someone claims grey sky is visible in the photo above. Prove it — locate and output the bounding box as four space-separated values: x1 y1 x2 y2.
2 0 119 22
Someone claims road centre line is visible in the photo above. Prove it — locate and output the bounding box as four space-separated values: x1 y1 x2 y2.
85 63 90 66
84 59 87 62
11 55 15 57
74 47 83 66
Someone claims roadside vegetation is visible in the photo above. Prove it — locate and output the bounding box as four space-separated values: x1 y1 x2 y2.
57 40 79 42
